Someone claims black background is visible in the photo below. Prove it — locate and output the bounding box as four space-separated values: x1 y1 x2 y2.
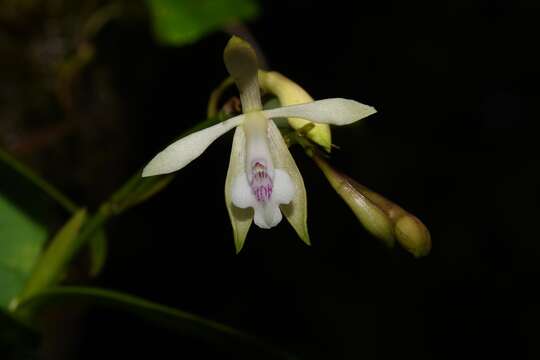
8 0 539 359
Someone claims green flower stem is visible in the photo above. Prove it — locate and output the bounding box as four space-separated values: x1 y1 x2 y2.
60 115 226 265
11 114 231 316
74 204 111 255
15 210 88 306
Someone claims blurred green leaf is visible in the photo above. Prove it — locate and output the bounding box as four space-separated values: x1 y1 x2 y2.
0 148 112 291
16 210 87 304
88 229 107 277
0 194 47 310
147 0 259 45
16 286 297 359
1 113 228 313
0 149 73 310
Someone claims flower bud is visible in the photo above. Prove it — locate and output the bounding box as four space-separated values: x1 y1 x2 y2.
394 215 431 257
312 153 431 257
258 70 332 152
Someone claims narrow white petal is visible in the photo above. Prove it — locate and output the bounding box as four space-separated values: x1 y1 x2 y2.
225 126 253 253
259 70 332 151
272 169 295 205
267 120 310 244
263 98 376 126
142 115 244 177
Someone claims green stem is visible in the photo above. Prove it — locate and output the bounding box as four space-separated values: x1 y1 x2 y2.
74 204 111 252
68 114 226 254
0 148 78 213
16 210 88 304
14 114 228 310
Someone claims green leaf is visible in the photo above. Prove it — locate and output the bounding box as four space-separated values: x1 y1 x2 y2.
0 149 111 279
0 195 48 310
147 0 259 45
16 210 87 304
88 229 107 277
267 121 310 245
0 148 79 310
44 116 226 280
225 126 252 253
16 286 297 359
0 149 74 310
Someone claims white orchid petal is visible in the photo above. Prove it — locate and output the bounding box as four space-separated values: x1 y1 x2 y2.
142 115 244 177
231 170 286 230
263 98 376 126
272 169 295 205
225 126 252 253
253 202 282 229
259 70 332 152
267 120 310 244
253 205 268 229
231 173 255 208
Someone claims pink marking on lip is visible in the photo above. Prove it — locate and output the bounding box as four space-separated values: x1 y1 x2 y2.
250 160 273 202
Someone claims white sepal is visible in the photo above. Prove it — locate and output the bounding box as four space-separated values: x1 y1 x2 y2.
267 120 310 244
225 126 253 253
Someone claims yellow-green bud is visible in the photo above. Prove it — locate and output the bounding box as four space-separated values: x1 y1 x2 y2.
394 215 431 258
312 153 431 257
258 70 332 152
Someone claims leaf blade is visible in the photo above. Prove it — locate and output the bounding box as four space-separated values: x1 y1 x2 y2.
16 286 297 359
16 209 87 304
147 0 259 45
0 194 47 309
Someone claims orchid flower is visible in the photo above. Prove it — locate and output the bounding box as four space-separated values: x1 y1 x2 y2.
142 36 377 252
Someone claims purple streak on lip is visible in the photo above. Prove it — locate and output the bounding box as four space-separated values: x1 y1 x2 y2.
250 160 273 202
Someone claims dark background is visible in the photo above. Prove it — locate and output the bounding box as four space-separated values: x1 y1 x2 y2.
2 0 539 359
